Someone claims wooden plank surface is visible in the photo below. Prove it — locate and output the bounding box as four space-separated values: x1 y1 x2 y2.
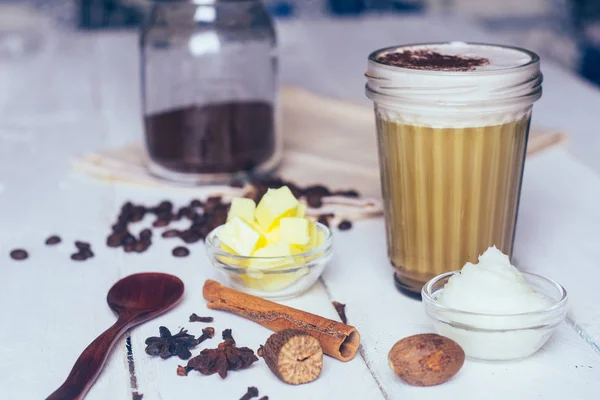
1 19 600 400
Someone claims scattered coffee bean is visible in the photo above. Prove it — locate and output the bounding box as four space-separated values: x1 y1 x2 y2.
190 199 203 208
82 249 95 258
10 249 28 260
140 228 152 240
134 241 148 253
71 252 87 261
45 235 62 245
75 241 91 250
172 246 190 257
124 243 136 253
152 218 170 228
122 233 136 246
162 229 180 239
111 222 127 233
156 201 173 213
180 230 201 244
338 220 353 231
107 233 123 248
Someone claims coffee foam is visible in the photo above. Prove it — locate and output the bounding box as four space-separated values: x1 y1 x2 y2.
366 42 542 128
376 42 532 72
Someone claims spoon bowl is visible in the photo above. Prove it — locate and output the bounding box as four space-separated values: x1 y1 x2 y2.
107 272 184 313
47 273 184 400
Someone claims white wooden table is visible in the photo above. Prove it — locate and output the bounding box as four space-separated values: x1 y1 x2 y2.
1 15 599 400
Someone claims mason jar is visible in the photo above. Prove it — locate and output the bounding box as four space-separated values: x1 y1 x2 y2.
365 42 543 294
140 0 281 184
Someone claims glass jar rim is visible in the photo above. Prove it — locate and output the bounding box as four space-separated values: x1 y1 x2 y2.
365 42 543 111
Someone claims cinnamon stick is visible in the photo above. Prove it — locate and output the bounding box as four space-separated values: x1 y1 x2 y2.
203 280 360 362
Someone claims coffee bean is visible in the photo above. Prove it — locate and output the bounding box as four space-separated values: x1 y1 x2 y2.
124 243 135 253
71 252 87 261
111 222 127 233
75 241 91 250
45 235 62 245
121 201 133 213
10 249 28 260
162 229 180 238
122 233 136 246
172 246 190 257
82 249 95 258
156 201 173 212
152 218 170 228
306 193 323 208
130 207 146 223
190 199 203 208
180 230 201 244
134 241 148 253
338 220 353 231
204 196 223 212
106 233 123 248
140 229 152 240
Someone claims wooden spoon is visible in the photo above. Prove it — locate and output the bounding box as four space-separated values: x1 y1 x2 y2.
46 273 184 400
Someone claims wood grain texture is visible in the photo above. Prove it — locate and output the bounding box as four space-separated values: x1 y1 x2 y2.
46 273 184 400
0 17 600 400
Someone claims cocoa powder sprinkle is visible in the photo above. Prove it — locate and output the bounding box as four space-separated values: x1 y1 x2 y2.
377 49 489 72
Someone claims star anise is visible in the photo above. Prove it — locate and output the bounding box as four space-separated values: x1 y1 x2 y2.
145 326 214 360
186 329 259 378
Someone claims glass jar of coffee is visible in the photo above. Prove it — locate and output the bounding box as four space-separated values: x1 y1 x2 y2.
141 0 281 184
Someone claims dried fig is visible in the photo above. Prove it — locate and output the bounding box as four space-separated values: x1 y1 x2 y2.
388 333 465 386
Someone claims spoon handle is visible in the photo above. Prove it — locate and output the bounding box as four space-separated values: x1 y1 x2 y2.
46 314 135 400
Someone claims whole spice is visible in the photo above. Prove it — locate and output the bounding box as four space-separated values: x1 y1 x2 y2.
177 365 192 376
186 329 259 378
259 329 323 385
145 326 214 360
172 246 190 257
388 334 465 387
45 235 62 245
189 313 214 323
203 280 360 362
239 387 259 400
338 220 353 231
332 301 347 324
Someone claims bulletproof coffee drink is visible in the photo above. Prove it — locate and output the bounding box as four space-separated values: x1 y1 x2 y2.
365 43 543 293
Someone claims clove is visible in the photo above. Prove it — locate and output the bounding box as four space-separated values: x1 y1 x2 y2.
189 313 214 323
239 387 259 400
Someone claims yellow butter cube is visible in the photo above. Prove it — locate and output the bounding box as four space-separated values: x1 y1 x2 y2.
227 198 256 223
253 241 292 258
255 186 299 231
295 202 307 218
266 227 280 243
280 217 310 245
249 242 293 270
246 219 269 249
216 216 260 257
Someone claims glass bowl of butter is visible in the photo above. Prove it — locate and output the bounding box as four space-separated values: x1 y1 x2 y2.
205 186 333 299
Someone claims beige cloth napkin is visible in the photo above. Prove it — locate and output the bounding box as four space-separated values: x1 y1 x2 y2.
73 86 567 217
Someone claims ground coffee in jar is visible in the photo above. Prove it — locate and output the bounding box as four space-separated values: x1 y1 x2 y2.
141 0 280 183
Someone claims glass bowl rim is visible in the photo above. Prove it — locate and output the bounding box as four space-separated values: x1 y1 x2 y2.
421 271 568 318
205 222 333 274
